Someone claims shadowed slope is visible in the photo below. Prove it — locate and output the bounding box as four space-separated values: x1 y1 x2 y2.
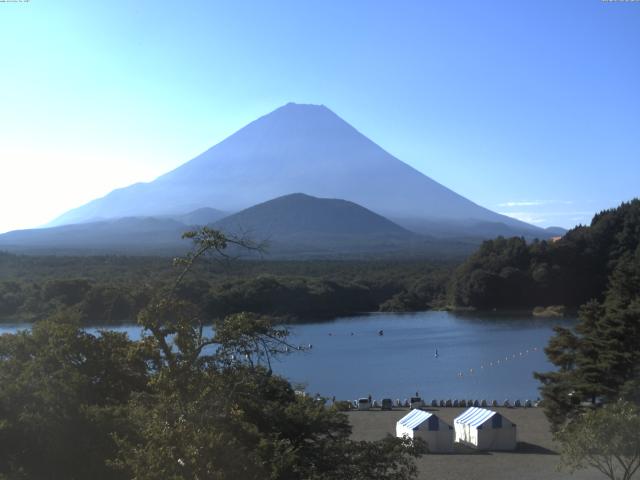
214 193 412 238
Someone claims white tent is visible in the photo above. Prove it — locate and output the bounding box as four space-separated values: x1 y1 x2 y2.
454 407 517 451
396 409 454 453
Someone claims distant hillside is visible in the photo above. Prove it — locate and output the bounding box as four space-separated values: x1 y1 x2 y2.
450 199 640 309
215 193 411 237
544 226 568 236
48 103 547 239
213 193 442 257
398 218 551 240
0 195 478 259
167 207 227 226
0 207 224 255
0 217 191 255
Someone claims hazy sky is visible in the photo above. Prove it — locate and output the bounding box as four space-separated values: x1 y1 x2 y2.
1 0 638 233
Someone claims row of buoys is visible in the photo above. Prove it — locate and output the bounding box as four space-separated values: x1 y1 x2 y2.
326 330 391 337
457 346 541 378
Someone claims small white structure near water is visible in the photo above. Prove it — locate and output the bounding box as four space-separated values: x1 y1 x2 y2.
396 409 454 453
454 407 517 451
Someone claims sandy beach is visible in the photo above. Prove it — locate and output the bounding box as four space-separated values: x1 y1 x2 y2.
348 407 603 480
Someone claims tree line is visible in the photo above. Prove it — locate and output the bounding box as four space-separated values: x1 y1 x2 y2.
2 200 639 325
534 213 640 480
449 199 640 310
0 255 452 325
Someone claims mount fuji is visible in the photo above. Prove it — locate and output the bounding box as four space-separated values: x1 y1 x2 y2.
48 103 544 238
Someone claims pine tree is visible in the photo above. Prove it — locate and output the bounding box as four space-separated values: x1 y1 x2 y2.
536 244 640 430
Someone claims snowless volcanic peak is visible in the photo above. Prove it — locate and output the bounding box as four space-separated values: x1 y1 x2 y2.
49 102 538 234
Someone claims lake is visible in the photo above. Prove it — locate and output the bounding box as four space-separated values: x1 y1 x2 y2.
0 311 572 402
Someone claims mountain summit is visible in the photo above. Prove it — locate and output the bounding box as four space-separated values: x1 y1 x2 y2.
49 103 540 235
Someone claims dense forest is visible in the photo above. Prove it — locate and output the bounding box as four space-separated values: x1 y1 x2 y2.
450 199 640 310
0 253 452 325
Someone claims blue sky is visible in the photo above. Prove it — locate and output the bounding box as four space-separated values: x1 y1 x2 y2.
1 0 638 232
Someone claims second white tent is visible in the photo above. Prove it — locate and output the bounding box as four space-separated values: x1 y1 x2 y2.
454 407 517 451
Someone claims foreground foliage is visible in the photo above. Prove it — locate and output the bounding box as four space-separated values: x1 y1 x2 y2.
0 312 149 479
535 239 640 430
0 228 423 480
532 204 640 480
557 401 640 480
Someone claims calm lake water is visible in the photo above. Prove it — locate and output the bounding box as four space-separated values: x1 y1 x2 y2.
0 311 573 402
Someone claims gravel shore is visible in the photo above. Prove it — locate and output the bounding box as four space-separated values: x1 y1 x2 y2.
348 407 602 480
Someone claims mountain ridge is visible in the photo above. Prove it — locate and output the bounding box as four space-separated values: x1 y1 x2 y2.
0 194 477 258
48 103 545 239
213 193 413 238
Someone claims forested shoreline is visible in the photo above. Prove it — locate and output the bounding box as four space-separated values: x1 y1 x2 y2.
2 199 638 325
449 200 640 310
0 253 453 325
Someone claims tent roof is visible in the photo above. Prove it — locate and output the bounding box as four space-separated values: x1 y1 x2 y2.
397 409 433 430
454 407 497 428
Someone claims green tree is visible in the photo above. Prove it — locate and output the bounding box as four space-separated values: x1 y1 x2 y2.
0 310 150 479
0 227 424 479
557 401 640 480
535 244 640 431
451 199 640 310
113 227 424 479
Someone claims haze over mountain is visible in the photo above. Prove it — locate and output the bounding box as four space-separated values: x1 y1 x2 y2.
0 194 477 258
0 217 191 255
213 193 413 253
165 207 226 226
211 193 471 258
214 193 411 238
49 103 545 238
544 226 568 236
